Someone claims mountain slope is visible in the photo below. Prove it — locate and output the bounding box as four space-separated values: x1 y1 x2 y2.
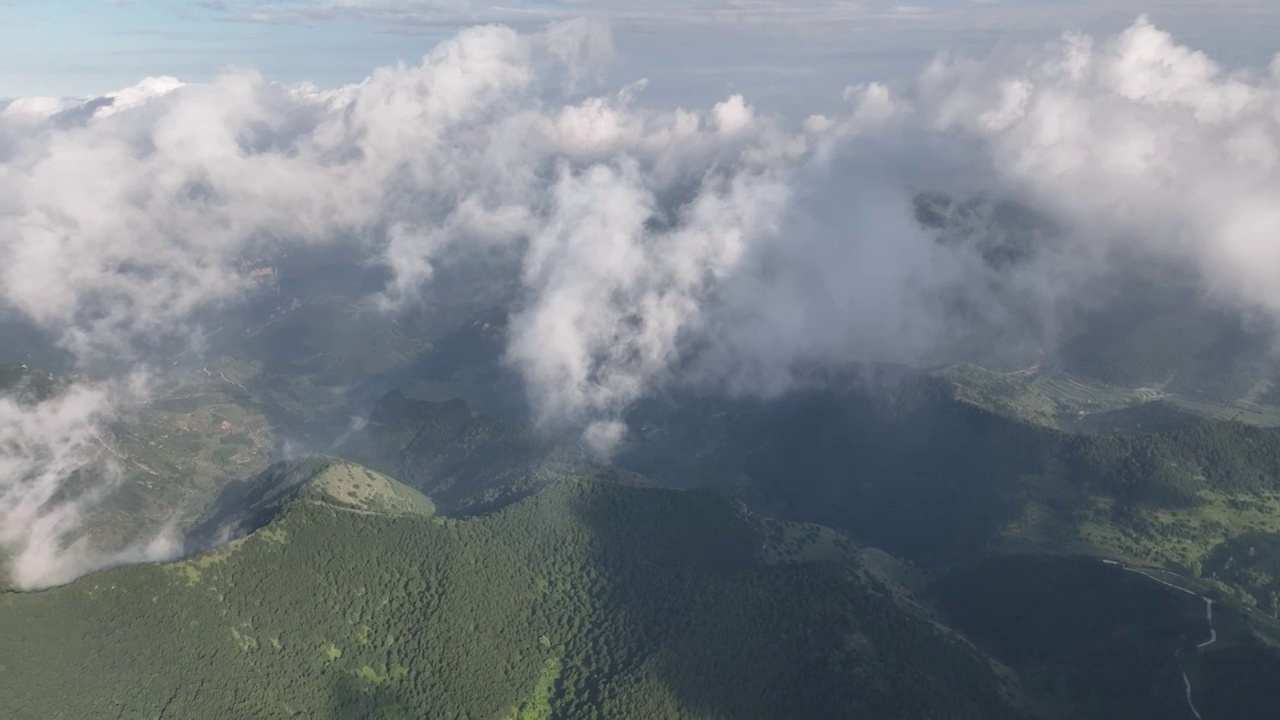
0 460 1027 719
337 390 597 514
931 555 1280 720
330 377 1280 626
184 457 435 552
619 374 1280 614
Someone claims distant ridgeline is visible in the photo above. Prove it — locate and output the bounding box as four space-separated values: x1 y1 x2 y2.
913 191 1279 400
335 389 604 515
623 375 1280 527
616 371 1280 622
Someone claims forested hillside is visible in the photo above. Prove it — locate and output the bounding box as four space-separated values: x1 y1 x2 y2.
931 556 1280 720
619 376 1280 613
0 461 1027 719
11 364 1280 718
319 376 1280 624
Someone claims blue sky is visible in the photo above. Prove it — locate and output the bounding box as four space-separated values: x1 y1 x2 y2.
4 1 1280 107
0 1 450 97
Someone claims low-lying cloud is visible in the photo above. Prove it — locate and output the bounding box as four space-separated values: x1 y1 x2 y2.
0 374 183 589
920 17 1280 321
3 15 1280 586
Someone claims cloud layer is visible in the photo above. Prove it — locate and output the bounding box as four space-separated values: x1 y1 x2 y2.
202 0 949 31
5 16 1280 585
918 17 1280 321
0 374 185 589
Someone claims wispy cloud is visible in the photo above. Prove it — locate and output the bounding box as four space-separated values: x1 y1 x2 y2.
193 0 1280 36
197 0 943 32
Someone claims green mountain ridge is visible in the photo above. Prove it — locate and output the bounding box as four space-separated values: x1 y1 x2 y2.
184 457 435 553
0 458 1029 719
336 390 600 515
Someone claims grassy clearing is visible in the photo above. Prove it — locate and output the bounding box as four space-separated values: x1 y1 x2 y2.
941 364 1280 431
988 472 1280 623
1074 493 1280 573
308 463 436 518
757 518 860 566
504 657 562 720
355 663 408 685
1165 396 1280 426
167 536 251 586
940 365 1144 429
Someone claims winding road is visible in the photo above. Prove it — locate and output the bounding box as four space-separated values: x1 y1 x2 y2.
1100 559 1216 718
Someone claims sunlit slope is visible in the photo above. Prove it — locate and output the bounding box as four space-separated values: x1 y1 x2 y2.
0 462 1026 719
184 457 435 552
941 363 1280 432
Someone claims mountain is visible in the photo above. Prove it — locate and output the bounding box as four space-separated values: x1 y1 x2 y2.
12 228 1280 719
334 377 1280 634
0 459 1029 719
931 555 1280 719
618 372 1280 617
915 190 1280 407
184 456 436 553
336 390 600 515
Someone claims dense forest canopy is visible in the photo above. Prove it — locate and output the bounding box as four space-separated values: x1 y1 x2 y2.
0 464 1027 719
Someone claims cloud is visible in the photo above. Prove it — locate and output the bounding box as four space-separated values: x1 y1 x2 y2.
6 15 1279 409
199 0 939 32
691 14 1280 391
0 374 181 590
505 145 793 439
0 20 612 584
0 17 799 583
908 15 1280 324
6 15 1280 584
503 13 1280 417
0 382 114 584
2 23 594 358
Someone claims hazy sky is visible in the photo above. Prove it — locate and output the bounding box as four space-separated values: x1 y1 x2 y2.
6 1 1280 109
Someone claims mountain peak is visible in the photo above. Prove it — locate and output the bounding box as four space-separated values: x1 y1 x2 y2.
368 389 475 428
184 456 433 554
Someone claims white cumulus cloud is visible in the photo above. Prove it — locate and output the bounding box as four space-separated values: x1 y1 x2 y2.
6 15 1280 585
